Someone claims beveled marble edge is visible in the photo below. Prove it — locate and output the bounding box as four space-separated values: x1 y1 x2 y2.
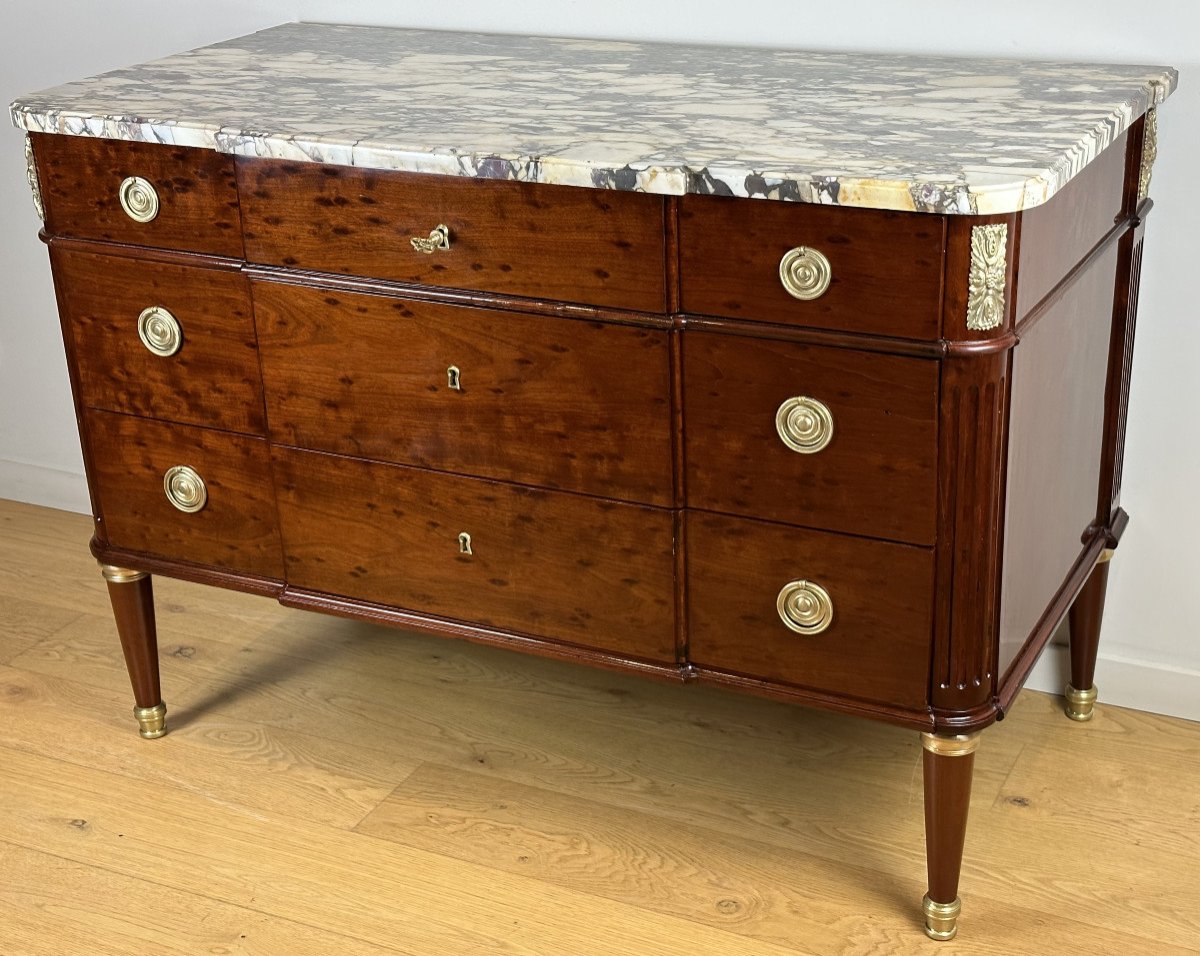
9 25 1178 216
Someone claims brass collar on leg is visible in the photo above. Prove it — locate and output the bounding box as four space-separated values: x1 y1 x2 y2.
923 894 962 941
100 564 148 584
134 702 168 739
1097 548 1116 565
920 732 981 758
1064 684 1098 722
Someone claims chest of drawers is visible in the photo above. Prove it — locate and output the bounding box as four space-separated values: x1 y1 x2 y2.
12 23 1176 941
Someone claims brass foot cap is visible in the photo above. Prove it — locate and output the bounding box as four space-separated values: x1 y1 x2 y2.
134 702 168 739
1064 684 1098 722
923 895 961 941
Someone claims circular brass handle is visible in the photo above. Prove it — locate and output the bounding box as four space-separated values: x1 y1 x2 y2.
776 580 834 635
775 396 834 454
163 465 207 513
779 246 831 300
118 176 160 223
137 306 182 357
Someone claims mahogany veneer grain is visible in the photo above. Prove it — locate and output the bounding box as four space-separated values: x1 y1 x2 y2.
238 159 667 313
86 410 284 579
252 280 673 505
53 244 266 435
686 511 935 709
683 331 939 544
679 196 945 340
272 447 677 662
33 133 242 257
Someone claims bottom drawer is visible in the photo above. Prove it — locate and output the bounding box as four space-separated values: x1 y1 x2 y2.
273 448 676 662
87 411 284 578
687 512 933 709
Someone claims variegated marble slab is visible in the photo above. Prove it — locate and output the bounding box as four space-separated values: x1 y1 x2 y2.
9 22 1177 214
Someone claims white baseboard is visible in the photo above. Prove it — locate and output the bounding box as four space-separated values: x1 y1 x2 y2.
1025 643 1200 723
0 458 91 514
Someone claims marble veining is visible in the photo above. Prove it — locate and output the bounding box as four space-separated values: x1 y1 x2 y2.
9 22 1177 214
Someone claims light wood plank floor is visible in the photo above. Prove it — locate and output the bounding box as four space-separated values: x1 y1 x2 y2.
1 497 1197 955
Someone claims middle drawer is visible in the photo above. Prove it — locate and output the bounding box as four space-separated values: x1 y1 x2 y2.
253 281 673 505
684 332 939 544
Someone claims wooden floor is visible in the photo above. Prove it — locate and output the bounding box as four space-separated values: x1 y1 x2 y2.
1 498 1197 955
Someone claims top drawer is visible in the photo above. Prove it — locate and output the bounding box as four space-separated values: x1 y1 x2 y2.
238 161 667 313
33 135 243 258
680 196 945 339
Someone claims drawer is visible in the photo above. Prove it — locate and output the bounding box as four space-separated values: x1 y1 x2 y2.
53 245 265 434
679 196 944 339
684 332 938 544
238 160 665 312
687 512 934 709
86 411 283 579
253 281 672 505
273 447 676 662
33 134 242 257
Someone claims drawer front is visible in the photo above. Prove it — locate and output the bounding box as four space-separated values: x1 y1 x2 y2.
53 246 265 434
254 281 672 505
684 333 938 544
687 512 933 709
679 196 944 339
87 411 283 579
34 134 242 257
239 160 666 312
273 448 676 661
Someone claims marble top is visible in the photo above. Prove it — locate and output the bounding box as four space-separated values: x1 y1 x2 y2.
10 22 1177 214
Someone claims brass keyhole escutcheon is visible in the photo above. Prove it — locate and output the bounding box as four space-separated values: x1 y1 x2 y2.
137 306 183 357
776 579 833 635
447 366 462 391
775 396 834 454
411 223 450 254
118 176 160 223
163 465 207 514
458 532 473 556
779 246 831 300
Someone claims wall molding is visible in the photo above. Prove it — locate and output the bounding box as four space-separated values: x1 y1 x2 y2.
0 459 90 515
1024 641 1200 723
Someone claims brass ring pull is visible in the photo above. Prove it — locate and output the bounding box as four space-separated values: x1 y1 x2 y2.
137 306 182 357
163 465 207 513
411 224 450 254
118 176 160 223
775 396 834 454
779 246 831 300
776 579 834 635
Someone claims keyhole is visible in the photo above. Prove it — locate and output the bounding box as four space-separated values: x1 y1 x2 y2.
458 532 473 555
447 366 461 391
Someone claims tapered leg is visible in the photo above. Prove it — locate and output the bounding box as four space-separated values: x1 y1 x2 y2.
100 564 167 738
921 731 980 940
1065 549 1113 721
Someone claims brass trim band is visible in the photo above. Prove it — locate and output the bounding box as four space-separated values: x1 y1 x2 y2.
1064 683 1098 722
920 731 981 758
1097 548 1116 565
100 564 148 585
133 702 168 739
923 894 962 941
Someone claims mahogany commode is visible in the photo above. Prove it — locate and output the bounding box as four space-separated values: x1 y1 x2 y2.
11 23 1177 941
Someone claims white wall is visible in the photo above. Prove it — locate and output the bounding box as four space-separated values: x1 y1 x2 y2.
2 1 1196 720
